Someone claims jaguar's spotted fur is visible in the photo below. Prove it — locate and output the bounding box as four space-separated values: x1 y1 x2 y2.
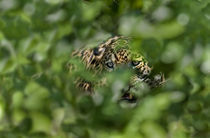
69 36 165 102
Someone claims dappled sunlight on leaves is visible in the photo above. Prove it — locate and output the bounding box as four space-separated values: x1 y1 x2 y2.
0 0 210 137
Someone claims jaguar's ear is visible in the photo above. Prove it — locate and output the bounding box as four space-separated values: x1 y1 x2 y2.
158 72 165 84
88 47 106 65
93 47 106 60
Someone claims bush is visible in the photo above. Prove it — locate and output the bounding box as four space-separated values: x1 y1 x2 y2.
0 0 210 137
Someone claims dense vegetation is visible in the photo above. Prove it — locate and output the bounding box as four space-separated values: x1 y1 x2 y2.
0 0 210 137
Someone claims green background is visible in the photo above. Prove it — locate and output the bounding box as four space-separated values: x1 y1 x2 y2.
0 0 210 137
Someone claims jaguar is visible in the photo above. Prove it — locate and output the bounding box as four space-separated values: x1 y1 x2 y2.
68 36 165 102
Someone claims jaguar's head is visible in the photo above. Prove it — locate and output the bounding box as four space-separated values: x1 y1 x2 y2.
88 36 130 72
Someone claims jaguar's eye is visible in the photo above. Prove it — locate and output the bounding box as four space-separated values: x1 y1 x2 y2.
106 61 114 68
131 61 140 66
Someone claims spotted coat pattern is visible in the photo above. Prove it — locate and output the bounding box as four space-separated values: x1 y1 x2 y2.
69 36 165 102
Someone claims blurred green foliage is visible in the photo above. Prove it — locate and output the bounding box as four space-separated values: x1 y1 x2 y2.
0 0 210 138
